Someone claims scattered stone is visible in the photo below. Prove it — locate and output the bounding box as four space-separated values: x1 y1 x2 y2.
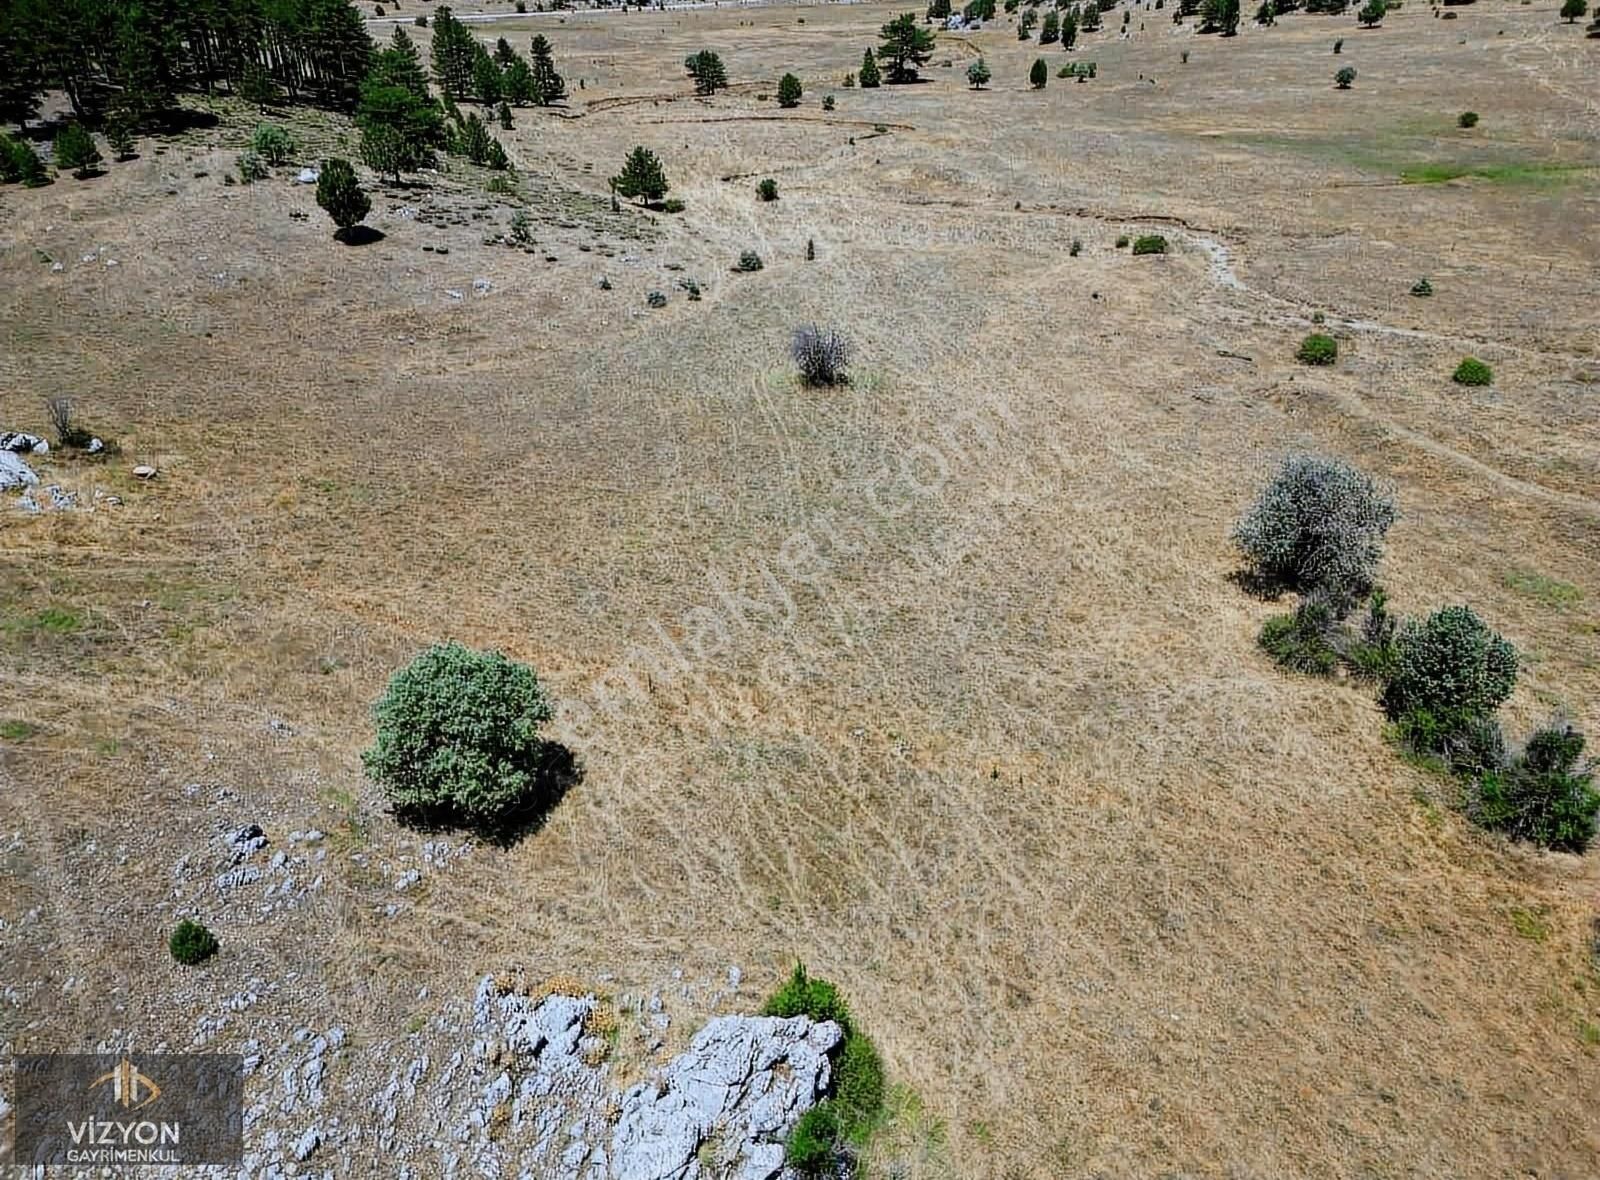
226 824 269 864
472 278 492 295
393 869 422 892
295 168 320 185
0 452 40 491
87 437 104 454
0 433 48 455
445 290 464 301
133 465 157 479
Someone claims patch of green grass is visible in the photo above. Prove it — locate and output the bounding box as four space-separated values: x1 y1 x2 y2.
1399 162 1593 187
1580 1020 1600 1047
2 605 85 638
1510 905 1553 943
0 719 39 741
1503 570 1583 608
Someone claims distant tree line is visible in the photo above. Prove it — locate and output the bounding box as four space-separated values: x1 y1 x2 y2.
0 0 373 128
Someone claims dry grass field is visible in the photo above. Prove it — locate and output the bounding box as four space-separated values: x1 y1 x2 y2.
2 0 1599 1174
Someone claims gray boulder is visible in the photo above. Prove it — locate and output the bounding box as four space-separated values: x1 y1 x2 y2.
0 451 39 491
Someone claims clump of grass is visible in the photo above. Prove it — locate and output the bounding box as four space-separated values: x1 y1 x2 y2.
1502 570 1583 607
1297 333 1338 365
1452 357 1493 386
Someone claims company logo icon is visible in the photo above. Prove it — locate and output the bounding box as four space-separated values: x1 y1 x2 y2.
87 1058 163 1111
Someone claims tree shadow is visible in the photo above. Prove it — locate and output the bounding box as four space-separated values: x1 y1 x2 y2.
1226 567 1291 602
391 741 583 849
334 225 387 246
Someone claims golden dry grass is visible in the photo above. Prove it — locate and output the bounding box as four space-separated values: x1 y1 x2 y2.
2 1 1599 1175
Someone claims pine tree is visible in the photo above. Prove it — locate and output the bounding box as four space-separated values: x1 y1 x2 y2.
372 28 432 100
357 76 443 181
0 11 45 128
878 13 936 82
967 57 991 87
458 111 493 164
529 35 566 103
858 48 882 87
316 157 371 238
611 145 669 205
106 119 135 161
685 49 728 95
1357 0 1385 24
1062 9 1079 45
503 56 537 104
1029 57 1048 87
430 7 477 100
472 43 503 104
1041 9 1061 40
777 73 803 107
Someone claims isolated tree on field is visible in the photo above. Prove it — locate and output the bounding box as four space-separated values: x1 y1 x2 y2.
430 7 477 100
1357 0 1386 24
858 48 883 87
1335 65 1357 87
1029 57 1048 87
967 57 992 87
777 73 803 107
611 145 669 205
54 123 102 178
878 13 937 82
529 35 567 103
1560 0 1586 22
686 49 729 94
315 157 371 240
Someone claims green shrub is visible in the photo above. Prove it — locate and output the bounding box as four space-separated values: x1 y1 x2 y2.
785 1102 840 1173
251 123 296 166
1 134 49 186
169 919 219 965
237 151 268 183
1346 587 1399 680
1452 357 1493 386
661 198 686 213
735 250 764 272
1391 706 1506 774
1131 234 1167 255
756 177 779 202
1259 600 1340 676
833 1032 886 1143
1114 234 1130 248
1296 333 1338 365
1410 276 1433 297
1457 110 1479 128
763 962 853 1035
1232 452 1398 612
106 121 136 161
1335 65 1357 88
362 642 555 820
1069 238 1082 256
54 123 103 178
1382 605 1517 724
1473 723 1598 852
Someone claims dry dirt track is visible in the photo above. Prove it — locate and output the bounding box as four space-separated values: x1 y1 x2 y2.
3 1 1600 1177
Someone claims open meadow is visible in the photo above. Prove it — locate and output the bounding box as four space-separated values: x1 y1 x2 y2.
2 0 1599 1174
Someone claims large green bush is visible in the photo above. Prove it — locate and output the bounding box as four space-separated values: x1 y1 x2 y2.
785 1102 840 1173
763 962 853 1035
1381 605 1517 723
832 1032 886 1143
1296 333 1338 365
362 642 554 819
1452 357 1493 386
1232 453 1398 613
1473 723 1598 852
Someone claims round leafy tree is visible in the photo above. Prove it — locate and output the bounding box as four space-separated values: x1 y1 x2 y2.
170 919 219 965
967 58 991 88
1296 332 1338 364
1452 357 1493 386
1382 605 1518 723
611 145 669 206
363 642 554 819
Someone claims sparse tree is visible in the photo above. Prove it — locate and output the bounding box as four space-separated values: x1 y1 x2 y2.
611 145 669 205
858 48 883 87
251 123 296 166
967 57 992 87
778 72 803 107
316 157 371 239
792 324 852 386
878 12 937 82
